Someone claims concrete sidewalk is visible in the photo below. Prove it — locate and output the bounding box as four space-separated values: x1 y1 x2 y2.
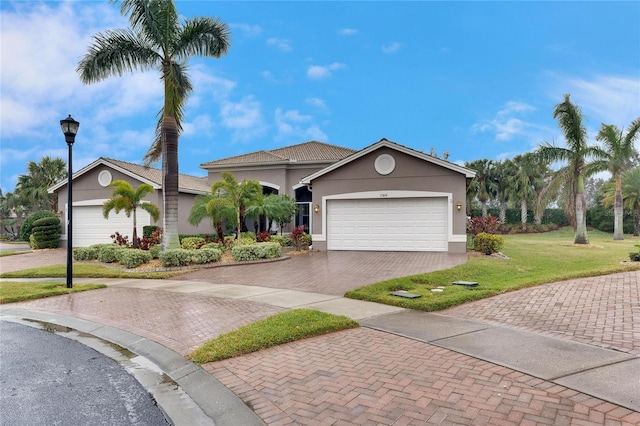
2 274 639 424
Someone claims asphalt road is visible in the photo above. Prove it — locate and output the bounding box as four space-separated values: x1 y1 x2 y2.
0 320 170 426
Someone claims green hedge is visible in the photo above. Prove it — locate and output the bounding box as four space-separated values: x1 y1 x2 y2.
98 245 125 263
181 237 205 250
159 249 192 267
118 249 153 269
21 210 58 242
232 242 281 261
473 232 505 255
191 248 222 264
30 216 61 249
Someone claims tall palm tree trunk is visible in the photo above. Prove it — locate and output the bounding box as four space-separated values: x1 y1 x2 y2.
613 174 624 240
162 116 180 250
574 175 589 244
132 208 139 248
520 199 527 229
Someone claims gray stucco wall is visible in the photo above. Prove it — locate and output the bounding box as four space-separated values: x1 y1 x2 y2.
309 147 469 253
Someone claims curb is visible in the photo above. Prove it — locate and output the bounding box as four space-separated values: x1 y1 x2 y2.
0 307 265 426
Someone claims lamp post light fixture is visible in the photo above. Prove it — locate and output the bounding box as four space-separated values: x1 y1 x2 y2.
60 115 79 289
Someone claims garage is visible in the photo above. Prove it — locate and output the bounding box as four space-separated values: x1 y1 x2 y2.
326 197 448 251
69 202 151 247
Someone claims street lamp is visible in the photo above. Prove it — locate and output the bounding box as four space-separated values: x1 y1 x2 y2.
60 115 79 289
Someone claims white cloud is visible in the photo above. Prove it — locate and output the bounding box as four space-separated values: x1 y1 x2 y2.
381 42 403 54
561 75 640 127
274 108 328 141
229 23 262 37
266 37 292 52
307 62 346 80
338 28 358 36
305 97 329 113
471 100 550 148
220 96 267 142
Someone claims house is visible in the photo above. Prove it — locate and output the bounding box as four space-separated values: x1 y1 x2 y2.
48 157 212 247
50 138 475 253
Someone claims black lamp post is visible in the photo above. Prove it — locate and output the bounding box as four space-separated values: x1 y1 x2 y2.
60 115 79 289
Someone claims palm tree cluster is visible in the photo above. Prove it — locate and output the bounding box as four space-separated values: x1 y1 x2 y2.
0 156 68 239
188 172 298 243
466 94 640 244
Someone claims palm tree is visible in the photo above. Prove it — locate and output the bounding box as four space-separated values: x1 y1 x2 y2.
209 172 263 242
465 159 496 217
245 193 298 234
507 153 546 228
538 94 606 244
15 156 67 212
77 0 230 250
601 166 640 236
591 118 640 239
103 180 160 248
188 192 235 241
492 159 514 223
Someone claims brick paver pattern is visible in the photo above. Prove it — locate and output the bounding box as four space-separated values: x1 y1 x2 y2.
443 271 640 356
205 328 640 425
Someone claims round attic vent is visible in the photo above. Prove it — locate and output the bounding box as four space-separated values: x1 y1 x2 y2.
98 170 113 187
374 154 395 175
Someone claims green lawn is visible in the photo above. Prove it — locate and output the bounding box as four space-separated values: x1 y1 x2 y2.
188 309 359 364
345 227 640 311
0 263 185 280
0 281 107 304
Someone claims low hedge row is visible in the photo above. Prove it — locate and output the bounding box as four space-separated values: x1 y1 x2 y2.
232 242 281 261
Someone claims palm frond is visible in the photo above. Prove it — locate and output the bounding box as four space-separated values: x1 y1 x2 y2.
177 17 231 58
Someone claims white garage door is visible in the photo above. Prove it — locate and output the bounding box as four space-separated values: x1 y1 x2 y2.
71 205 151 247
327 198 448 251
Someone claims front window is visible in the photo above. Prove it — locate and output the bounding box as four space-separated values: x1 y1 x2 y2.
295 202 311 233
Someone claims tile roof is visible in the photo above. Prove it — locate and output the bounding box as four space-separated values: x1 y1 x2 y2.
102 158 210 193
200 141 357 168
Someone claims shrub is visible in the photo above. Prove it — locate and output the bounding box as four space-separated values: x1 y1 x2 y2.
110 231 130 247
232 242 281 261
149 245 161 259
467 215 501 236
30 216 62 249
256 231 271 242
139 228 162 250
240 231 256 242
117 249 153 269
21 210 58 242
202 242 224 251
630 244 640 262
190 248 222 264
270 235 292 247
181 237 205 250
143 225 160 238
159 249 192 267
73 247 99 261
223 236 236 249
98 245 125 263
473 232 505 255
290 226 309 251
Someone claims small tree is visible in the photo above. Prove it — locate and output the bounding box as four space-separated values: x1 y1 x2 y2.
209 172 263 243
103 180 160 248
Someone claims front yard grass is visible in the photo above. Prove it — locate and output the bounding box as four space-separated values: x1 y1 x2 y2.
0 281 107 304
188 309 359 364
0 263 186 280
346 227 640 311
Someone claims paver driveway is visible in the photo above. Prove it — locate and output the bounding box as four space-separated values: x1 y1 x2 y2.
180 250 469 295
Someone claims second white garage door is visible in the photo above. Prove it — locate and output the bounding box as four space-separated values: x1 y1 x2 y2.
327 197 448 251
71 204 152 247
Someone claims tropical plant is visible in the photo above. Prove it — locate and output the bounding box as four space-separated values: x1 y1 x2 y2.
538 94 606 244
245 193 298 235
491 159 514 223
15 156 67 213
103 180 160 248
77 0 231 250
0 190 26 239
507 153 550 228
207 172 263 243
188 192 235 241
465 159 496 217
591 118 640 240
601 166 640 236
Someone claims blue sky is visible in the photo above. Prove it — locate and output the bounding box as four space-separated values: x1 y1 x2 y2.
1 1 639 192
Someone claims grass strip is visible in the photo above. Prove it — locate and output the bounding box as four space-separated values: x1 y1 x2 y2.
346 228 640 311
0 263 185 279
189 309 359 364
0 281 107 304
